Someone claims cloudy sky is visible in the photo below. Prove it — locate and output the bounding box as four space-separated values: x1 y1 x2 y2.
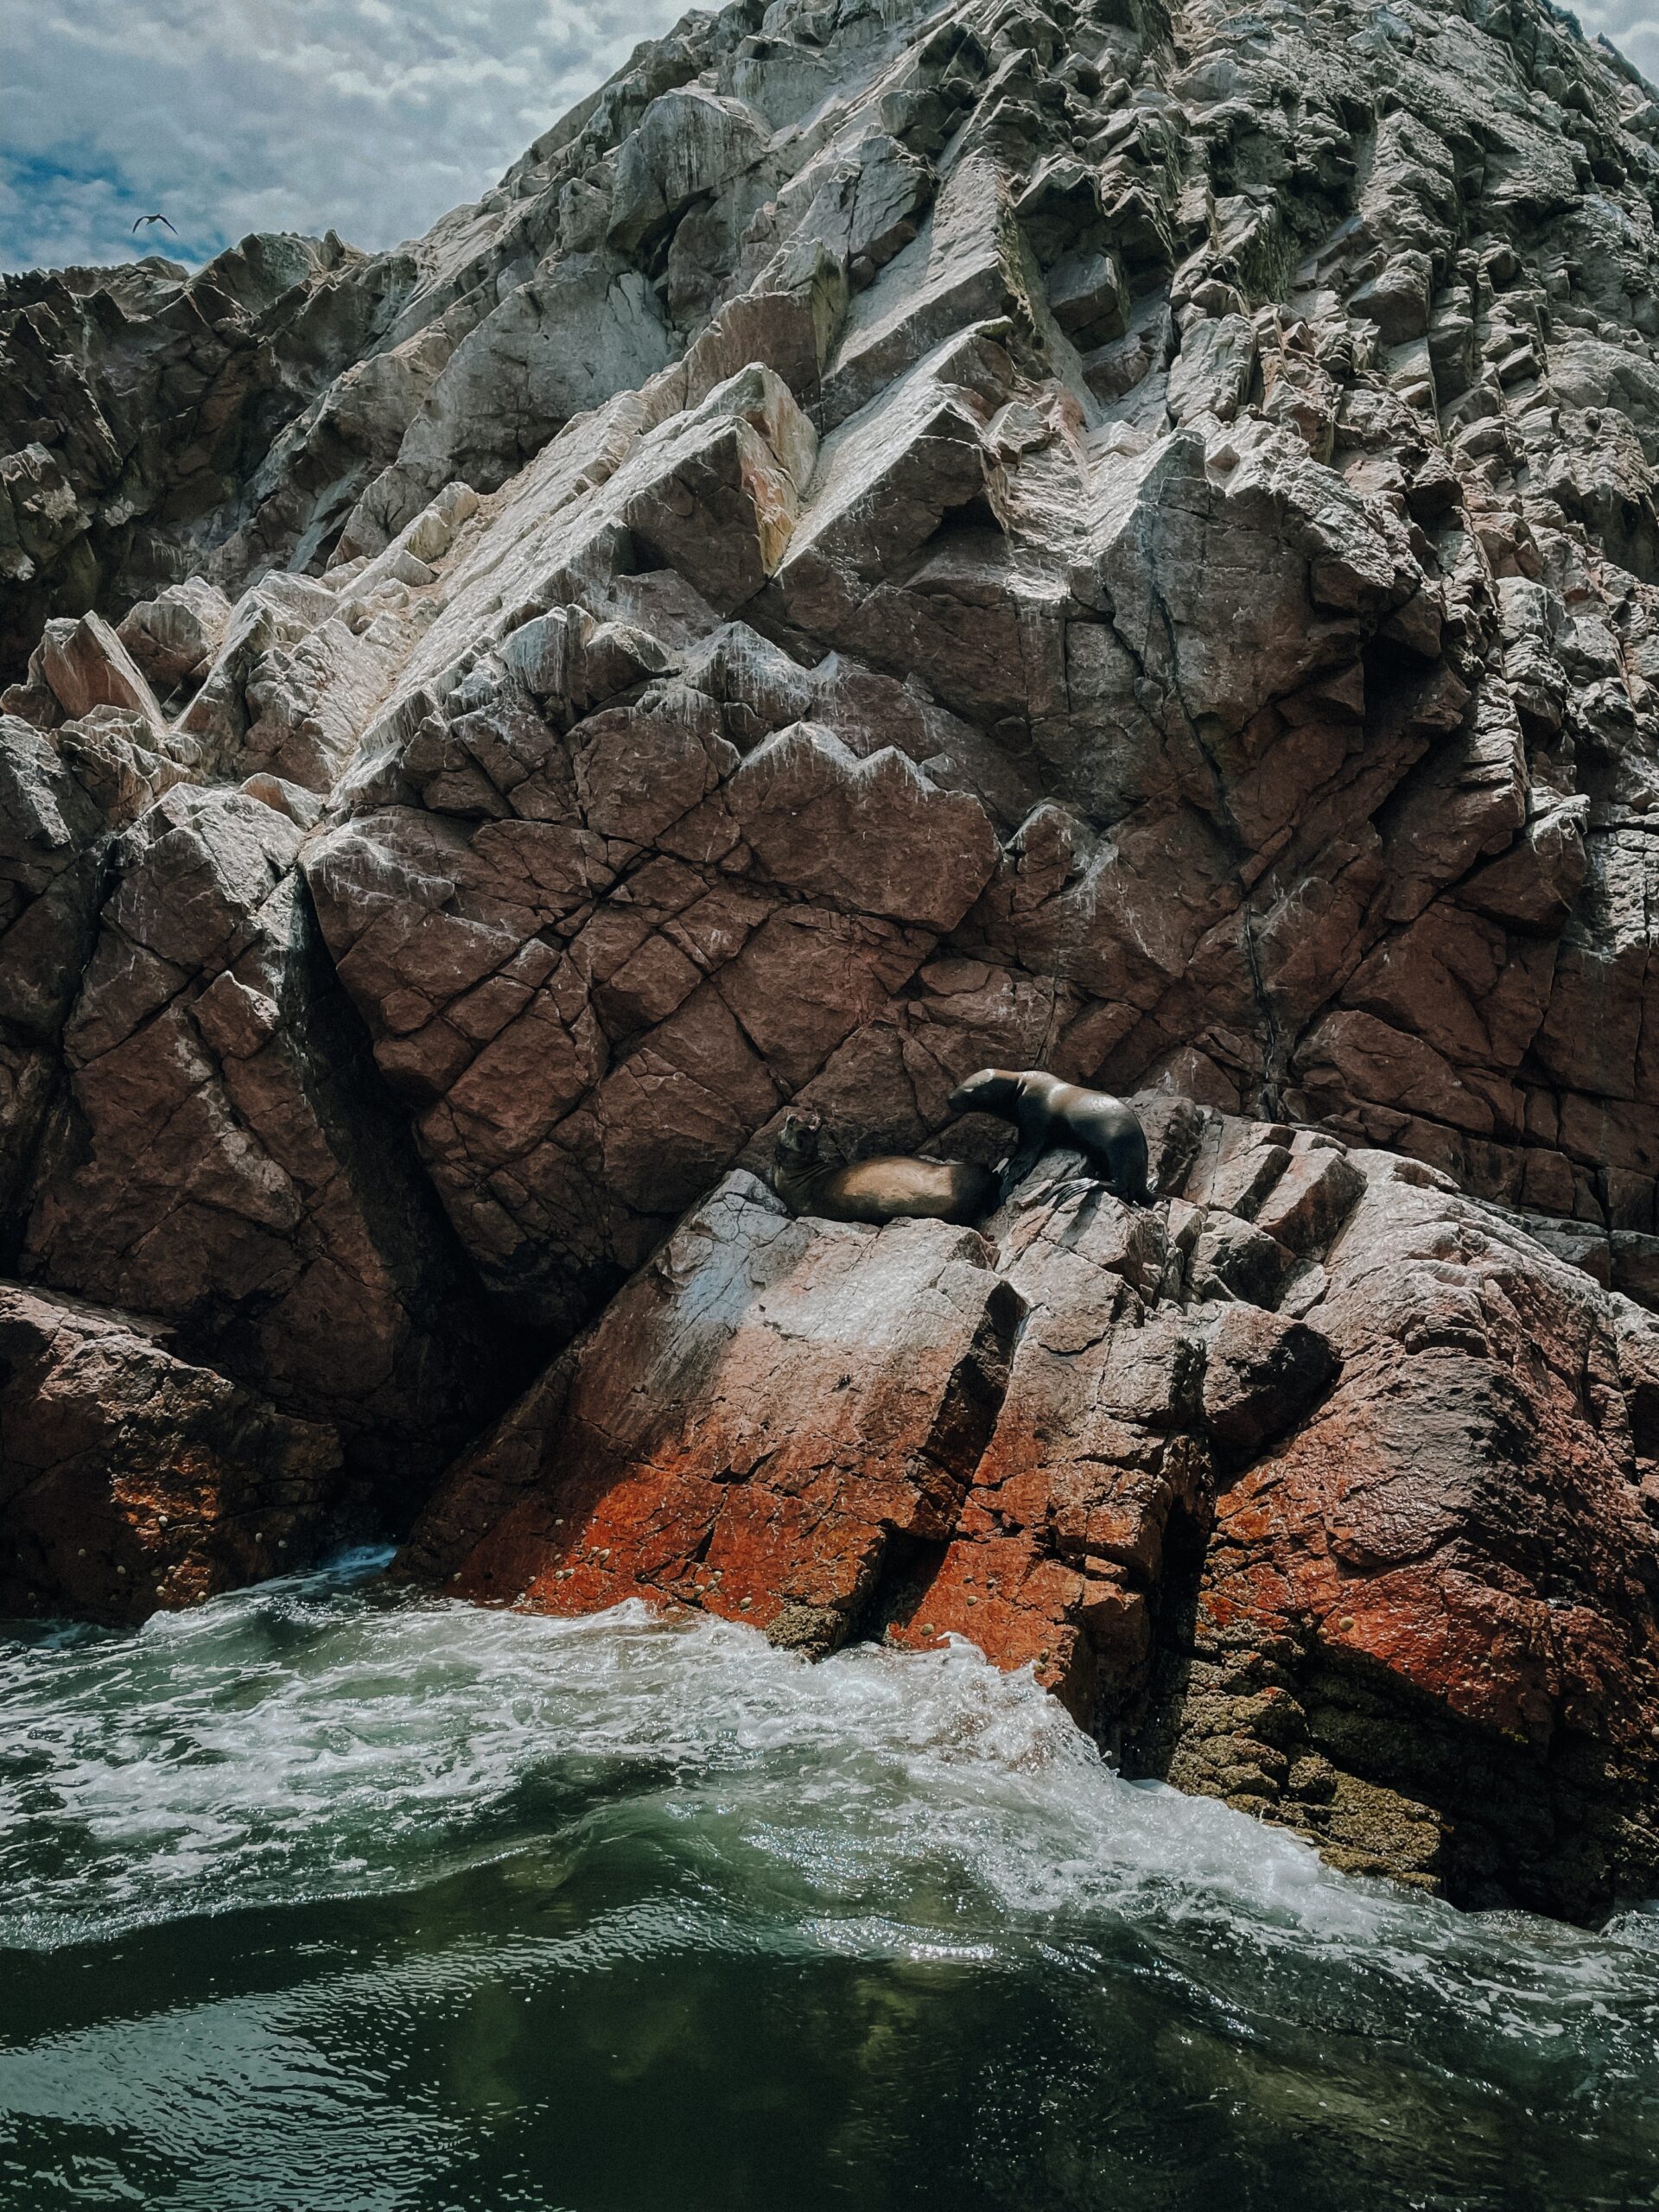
0 1 690 272
0 0 1656 274
1558 0 1659 86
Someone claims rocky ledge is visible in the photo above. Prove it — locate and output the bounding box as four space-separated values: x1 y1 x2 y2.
397 1101 1659 1920
5 0 1659 1918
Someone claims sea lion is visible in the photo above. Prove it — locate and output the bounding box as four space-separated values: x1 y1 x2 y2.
771 1109 997 1226
946 1068 1156 1205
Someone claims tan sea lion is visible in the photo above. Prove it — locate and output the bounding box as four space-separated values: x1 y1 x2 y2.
946 1068 1155 1205
770 1109 997 1226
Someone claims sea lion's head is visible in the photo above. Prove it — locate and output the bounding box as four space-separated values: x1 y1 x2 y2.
946 1068 1019 1115
774 1109 823 1165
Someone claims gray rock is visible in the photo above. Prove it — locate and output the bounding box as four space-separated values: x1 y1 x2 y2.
8 0 1659 1910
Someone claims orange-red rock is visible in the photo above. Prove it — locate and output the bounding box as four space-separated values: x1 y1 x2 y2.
10 0 1659 1929
1147 1154 1659 1916
399 1107 1659 1917
401 1172 1024 1653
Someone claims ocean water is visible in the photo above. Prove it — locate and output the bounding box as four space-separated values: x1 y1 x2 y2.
3 1552 1658 2212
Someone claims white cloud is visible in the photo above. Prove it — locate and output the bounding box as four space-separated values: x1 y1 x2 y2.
1575 0 1659 86
0 0 691 271
6 0 1659 277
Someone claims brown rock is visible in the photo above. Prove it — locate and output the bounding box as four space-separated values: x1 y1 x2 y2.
1200 1301 1338 1466
21 785 508 1498
1145 1166 1659 1918
0 1283 342 1623
619 365 816 613
727 722 1000 929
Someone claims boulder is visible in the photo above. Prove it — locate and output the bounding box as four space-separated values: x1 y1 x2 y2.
397 1108 1659 1917
1154 1167 1659 1919
399 1172 1024 1657
179 574 342 765
40 613 163 728
1166 314 1256 426
618 365 817 612
0 1282 342 1624
117 579 233 696
1199 1300 1337 1465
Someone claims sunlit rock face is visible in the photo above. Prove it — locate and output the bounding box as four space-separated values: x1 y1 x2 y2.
6 0 1659 1914
400 1107 1659 1921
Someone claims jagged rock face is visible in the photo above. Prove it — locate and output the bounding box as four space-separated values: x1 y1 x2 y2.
398 1103 1659 1919
7 0 1659 1912
1148 1148 1659 1917
6 0 1659 1302
0 238 422 680
16 779 512 1499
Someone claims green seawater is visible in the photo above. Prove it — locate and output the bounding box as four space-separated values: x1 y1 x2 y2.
3 1551 1659 2212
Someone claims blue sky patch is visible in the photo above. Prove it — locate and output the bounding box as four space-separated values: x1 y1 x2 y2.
0 0 689 273
1 0 1656 276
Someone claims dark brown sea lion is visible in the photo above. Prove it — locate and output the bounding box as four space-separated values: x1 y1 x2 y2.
770 1109 997 1226
945 1068 1156 1205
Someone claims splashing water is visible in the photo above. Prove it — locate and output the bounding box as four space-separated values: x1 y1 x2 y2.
3 1553 1658 2211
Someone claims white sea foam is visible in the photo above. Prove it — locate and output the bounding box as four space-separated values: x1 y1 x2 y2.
0 1558 1650 1993
3 1555 1659 2211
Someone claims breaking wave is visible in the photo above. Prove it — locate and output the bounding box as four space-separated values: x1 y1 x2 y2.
3 1553 1657 2209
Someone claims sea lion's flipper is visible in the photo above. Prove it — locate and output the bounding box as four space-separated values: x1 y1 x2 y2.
1103 1166 1155 1206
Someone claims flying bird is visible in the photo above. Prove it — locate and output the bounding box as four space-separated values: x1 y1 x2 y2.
132 213 178 236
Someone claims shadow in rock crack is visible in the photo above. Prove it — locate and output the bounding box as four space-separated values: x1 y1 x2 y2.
1116 1493 1214 1782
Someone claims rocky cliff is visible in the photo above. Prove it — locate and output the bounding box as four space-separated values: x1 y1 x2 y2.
5 0 1659 1918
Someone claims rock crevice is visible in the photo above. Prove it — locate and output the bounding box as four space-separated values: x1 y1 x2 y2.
6 0 1659 1917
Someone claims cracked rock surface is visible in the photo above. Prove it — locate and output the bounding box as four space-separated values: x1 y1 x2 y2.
5 0 1659 1915
399 1103 1659 1917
